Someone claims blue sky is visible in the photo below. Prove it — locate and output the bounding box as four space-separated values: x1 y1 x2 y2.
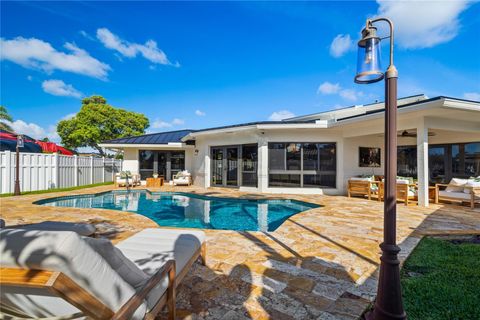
1 1 479 142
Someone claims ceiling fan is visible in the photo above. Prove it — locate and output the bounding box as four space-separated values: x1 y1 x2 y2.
398 130 436 137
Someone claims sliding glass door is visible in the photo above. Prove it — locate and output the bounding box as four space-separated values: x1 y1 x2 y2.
211 145 257 187
139 150 185 180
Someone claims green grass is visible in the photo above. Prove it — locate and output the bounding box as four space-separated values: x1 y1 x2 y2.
401 237 480 320
0 181 114 198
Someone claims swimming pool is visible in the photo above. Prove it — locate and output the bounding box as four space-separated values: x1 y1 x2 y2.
35 191 319 232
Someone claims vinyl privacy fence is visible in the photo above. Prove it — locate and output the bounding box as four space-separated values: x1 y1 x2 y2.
0 151 122 194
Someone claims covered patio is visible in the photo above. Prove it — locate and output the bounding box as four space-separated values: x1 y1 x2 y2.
340 97 480 207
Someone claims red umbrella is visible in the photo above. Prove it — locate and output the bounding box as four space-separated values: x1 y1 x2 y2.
35 141 75 155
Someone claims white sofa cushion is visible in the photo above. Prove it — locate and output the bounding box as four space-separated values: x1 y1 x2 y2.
439 190 479 200
445 178 469 192
115 228 205 309
464 180 480 194
0 229 146 319
349 177 372 182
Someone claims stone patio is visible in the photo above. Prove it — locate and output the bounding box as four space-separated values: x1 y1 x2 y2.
1 185 479 320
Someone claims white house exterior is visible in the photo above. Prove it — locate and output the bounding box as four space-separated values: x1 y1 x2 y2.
99 95 480 206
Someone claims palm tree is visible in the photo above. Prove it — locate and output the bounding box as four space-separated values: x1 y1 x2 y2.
0 106 13 132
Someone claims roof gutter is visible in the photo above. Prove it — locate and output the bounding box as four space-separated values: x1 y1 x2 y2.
182 121 329 141
98 142 191 149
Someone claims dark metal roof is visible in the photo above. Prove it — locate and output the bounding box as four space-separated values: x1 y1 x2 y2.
102 129 195 144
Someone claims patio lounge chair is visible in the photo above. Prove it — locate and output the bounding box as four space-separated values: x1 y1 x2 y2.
435 178 480 209
0 227 206 319
173 170 192 186
347 177 379 200
378 179 417 206
116 172 141 188
0 219 96 236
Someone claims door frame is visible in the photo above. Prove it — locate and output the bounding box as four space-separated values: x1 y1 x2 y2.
210 145 242 187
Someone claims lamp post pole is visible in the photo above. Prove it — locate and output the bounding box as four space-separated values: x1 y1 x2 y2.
14 135 23 196
372 63 406 320
354 18 406 320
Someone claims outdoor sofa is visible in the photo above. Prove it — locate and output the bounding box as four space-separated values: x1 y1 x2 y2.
0 227 206 319
435 177 480 209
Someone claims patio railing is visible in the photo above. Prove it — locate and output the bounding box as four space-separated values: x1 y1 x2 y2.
0 151 122 194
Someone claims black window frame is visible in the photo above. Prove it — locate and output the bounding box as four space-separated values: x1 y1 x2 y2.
268 142 337 188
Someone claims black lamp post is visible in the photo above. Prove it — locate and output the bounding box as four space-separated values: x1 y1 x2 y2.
354 18 406 320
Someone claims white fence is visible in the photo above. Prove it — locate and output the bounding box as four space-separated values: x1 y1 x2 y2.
0 151 122 194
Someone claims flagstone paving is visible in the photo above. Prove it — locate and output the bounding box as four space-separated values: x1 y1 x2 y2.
1 185 479 319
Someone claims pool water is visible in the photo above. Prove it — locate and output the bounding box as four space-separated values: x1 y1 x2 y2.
35 191 319 232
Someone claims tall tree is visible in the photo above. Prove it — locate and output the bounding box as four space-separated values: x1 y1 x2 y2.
0 106 13 132
57 95 149 156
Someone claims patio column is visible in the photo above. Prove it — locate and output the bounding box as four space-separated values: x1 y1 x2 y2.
258 138 268 192
417 120 429 206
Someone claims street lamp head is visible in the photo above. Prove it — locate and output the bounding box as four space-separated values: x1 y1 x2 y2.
354 25 384 84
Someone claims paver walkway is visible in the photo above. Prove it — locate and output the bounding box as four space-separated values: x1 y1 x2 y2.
1 185 479 319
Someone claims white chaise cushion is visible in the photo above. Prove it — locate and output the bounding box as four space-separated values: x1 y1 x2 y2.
464 180 480 194
439 190 480 200
83 237 148 289
115 228 205 309
445 178 469 192
19 221 96 236
0 229 146 320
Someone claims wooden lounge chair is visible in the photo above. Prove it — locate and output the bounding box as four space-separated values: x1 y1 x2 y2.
347 178 379 200
378 181 417 206
0 228 206 319
435 178 480 209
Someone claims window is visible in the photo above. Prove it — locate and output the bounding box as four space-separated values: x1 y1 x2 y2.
138 150 185 180
139 150 154 180
170 151 185 177
268 142 336 188
396 142 480 184
242 144 258 187
397 146 417 178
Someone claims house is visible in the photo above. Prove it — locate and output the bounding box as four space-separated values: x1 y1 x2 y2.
99 95 480 206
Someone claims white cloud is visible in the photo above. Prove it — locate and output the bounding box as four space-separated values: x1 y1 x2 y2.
7 120 60 142
0 37 110 79
61 112 77 121
151 118 185 129
195 109 206 116
376 0 471 49
42 79 83 98
79 30 95 41
96 28 178 66
317 81 364 102
339 89 363 101
172 118 185 125
151 119 173 129
318 82 341 94
268 110 295 121
329 34 353 58
464 92 480 101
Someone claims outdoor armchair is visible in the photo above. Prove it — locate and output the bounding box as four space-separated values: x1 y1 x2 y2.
173 170 192 186
347 177 379 200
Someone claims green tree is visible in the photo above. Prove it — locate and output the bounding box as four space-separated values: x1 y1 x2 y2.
0 106 13 132
57 95 149 156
